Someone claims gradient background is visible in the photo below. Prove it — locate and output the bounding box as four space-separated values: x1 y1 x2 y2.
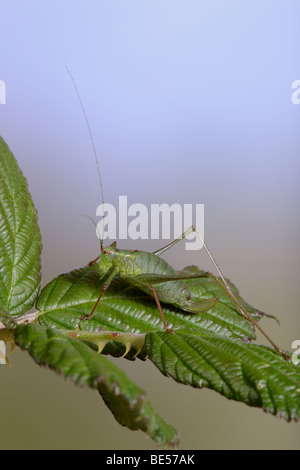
0 0 300 450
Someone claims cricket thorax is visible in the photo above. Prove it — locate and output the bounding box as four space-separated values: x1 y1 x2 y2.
98 246 176 278
98 247 138 275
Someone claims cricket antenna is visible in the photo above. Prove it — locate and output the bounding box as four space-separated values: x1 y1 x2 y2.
65 65 105 252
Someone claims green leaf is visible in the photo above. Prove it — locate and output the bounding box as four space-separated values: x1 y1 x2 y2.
33 257 297 434
37 264 260 346
146 331 300 421
14 323 179 446
0 137 41 316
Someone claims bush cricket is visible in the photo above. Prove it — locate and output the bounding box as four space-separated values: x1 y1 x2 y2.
66 66 288 359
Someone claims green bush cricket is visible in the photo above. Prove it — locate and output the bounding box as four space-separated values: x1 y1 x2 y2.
67 67 288 359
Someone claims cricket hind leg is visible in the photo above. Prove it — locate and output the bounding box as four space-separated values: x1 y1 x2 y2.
153 225 288 359
190 227 288 357
186 269 287 357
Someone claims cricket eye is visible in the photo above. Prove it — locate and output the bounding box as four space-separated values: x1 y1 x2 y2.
105 251 111 256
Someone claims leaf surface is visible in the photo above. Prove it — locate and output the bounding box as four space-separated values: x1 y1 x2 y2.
0 137 41 316
146 331 300 421
15 323 179 446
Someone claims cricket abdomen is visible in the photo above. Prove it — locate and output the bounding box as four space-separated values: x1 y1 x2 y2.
126 250 195 307
111 248 216 314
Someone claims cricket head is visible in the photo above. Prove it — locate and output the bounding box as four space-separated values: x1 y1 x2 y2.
98 241 119 271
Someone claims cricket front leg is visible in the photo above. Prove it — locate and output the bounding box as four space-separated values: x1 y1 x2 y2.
87 255 100 266
84 266 116 319
149 286 173 333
